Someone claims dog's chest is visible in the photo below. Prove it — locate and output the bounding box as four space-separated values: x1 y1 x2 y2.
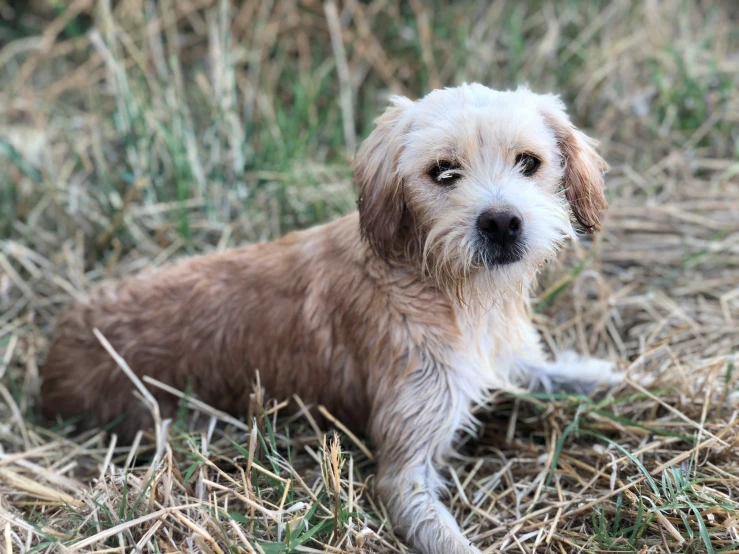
448 302 532 393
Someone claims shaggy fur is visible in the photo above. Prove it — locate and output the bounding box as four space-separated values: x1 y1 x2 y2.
43 84 621 554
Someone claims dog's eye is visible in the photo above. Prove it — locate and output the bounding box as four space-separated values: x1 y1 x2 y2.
429 161 462 185
515 153 541 176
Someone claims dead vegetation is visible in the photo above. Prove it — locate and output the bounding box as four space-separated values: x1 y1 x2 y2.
1 1 738 552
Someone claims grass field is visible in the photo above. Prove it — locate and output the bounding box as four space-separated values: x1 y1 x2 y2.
1 1 738 552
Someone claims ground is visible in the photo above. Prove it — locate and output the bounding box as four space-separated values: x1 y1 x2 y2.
1 1 738 553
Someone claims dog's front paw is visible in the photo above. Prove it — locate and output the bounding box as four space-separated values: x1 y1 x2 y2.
554 351 623 393
528 351 623 394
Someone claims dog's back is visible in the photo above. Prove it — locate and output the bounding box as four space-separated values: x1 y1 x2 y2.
42 213 402 438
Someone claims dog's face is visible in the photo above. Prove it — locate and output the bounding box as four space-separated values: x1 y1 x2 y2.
355 84 607 301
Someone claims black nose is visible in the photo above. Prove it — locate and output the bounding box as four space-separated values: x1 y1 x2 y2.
478 209 524 246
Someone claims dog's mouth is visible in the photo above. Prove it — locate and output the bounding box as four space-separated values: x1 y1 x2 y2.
474 240 527 268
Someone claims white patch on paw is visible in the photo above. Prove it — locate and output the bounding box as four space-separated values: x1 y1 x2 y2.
559 351 623 384
528 351 623 394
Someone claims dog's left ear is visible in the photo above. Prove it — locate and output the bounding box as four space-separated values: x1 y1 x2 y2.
354 96 414 258
537 95 609 233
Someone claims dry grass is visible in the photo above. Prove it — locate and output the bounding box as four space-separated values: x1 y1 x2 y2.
1 1 739 552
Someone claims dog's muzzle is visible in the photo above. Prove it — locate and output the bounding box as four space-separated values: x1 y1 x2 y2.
476 207 525 266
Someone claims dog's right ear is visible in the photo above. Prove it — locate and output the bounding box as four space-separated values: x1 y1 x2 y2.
355 96 414 259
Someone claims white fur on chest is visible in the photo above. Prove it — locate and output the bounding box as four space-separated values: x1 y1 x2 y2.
448 298 541 404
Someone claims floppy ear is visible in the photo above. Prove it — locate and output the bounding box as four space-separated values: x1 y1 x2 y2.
354 96 414 258
538 96 608 233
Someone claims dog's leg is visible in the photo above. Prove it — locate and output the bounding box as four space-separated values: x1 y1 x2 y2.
524 351 622 394
512 328 623 394
371 360 482 554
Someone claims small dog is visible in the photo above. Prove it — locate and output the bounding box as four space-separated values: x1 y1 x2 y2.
43 84 621 554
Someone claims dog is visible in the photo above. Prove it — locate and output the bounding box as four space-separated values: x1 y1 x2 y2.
42 84 621 554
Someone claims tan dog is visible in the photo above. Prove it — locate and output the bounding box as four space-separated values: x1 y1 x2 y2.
43 84 621 554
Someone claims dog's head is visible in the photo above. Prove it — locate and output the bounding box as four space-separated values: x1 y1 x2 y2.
355 84 607 301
